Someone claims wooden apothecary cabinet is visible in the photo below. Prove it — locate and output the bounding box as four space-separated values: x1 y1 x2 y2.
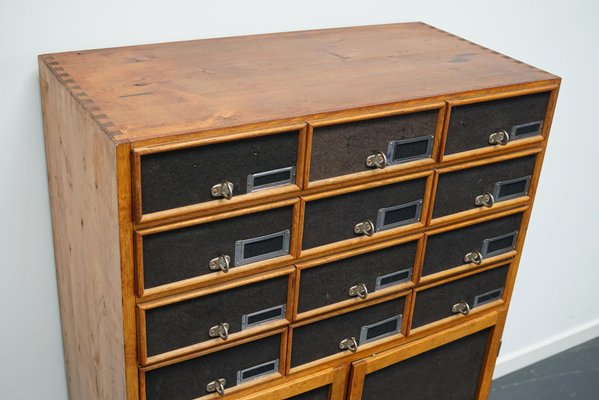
39 22 559 399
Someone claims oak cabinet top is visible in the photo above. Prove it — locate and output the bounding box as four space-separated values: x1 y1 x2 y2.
39 22 558 143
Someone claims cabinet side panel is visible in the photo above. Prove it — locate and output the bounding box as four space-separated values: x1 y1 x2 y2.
39 60 127 399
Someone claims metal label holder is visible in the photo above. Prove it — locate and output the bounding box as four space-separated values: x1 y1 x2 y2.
241 304 286 330
481 231 519 258
247 166 296 192
493 175 531 202
236 359 279 385
234 230 290 266
510 120 543 140
375 268 412 291
376 199 422 232
473 288 504 307
359 314 402 345
386 135 434 165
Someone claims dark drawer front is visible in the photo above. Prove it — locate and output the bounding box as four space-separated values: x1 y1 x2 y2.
422 213 522 277
143 206 294 289
362 328 491 400
445 92 550 156
288 386 330 400
433 155 535 219
310 110 439 182
298 241 417 313
291 297 406 368
145 275 289 357
412 265 509 329
145 333 282 400
140 130 299 214
302 178 427 250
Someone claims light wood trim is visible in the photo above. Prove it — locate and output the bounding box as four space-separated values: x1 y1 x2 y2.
446 83 558 107
435 147 542 175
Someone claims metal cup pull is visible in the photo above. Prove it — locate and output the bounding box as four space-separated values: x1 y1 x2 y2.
349 283 369 299
474 192 495 208
366 151 389 169
488 130 510 146
339 337 359 353
452 301 471 316
206 378 226 396
209 323 230 341
354 220 375 237
464 250 483 265
209 255 231 273
211 181 234 200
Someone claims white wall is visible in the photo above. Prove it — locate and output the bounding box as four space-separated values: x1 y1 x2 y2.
1 1 598 398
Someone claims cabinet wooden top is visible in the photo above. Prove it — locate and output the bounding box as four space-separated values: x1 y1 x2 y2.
39 22 558 143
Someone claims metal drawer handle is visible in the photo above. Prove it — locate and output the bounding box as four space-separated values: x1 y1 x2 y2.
349 283 369 299
488 130 510 146
206 378 226 396
339 337 359 353
452 301 471 316
209 323 230 341
211 181 234 200
209 255 231 273
366 151 389 169
354 220 375 237
464 250 483 265
475 192 495 208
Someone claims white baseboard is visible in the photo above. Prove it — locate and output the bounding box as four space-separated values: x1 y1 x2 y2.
493 318 599 379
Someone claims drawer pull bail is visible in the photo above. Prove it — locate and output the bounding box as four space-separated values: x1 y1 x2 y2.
354 220 375 237
208 323 230 341
349 283 369 299
474 192 495 208
366 151 389 169
464 250 483 265
452 301 471 316
488 130 510 146
209 255 231 273
206 378 226 396
339 337 359 353
211 181 234 200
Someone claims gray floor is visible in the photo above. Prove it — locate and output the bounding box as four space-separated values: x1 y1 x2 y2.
490 337 599 399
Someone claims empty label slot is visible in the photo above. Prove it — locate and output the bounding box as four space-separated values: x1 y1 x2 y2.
237 359 279 384
247 166 296 192
235 230 290 266
482 231 518 258
242 305 286 330
376 200 422 231
511 121 543 139
473 288 504 307
375 269 412 291
493 176 531 202
359 315 402 345
387 136 434 164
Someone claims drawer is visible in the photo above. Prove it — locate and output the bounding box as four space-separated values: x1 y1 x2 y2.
411 264 510 330
347 313 497 400
139 269 292 364
444 91 550 158
143 330 285 400
308 106 441 185
296 238 418 318
432 154 537 220
135 127 303 218
290 295 407 369
302 175 429 252
422 212 523 279
137 201 297 296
